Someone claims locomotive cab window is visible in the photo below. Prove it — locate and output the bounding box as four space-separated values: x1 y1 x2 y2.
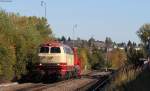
50 47 61 53
40 47 49 53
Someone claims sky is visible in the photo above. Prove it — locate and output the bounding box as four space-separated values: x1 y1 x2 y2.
1 0 150 43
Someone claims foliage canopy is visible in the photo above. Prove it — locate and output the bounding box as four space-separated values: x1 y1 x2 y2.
0 10 53 81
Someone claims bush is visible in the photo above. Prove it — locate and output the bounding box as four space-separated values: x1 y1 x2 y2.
88 47 105 70
0 10 53 81
105 65 142 91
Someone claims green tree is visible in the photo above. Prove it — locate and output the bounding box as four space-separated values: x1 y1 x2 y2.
61 36 66 42
127 48 146 65
0 11 16 81
68 37 71 41
105 37 112 48
78 48 90 70
127 40 132 47
137 24 150 56
0 10 53 81
137 24 150 44
109 49 126 69
88 47 105 70
88 37 95 47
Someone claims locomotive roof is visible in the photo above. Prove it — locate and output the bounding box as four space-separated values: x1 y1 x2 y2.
41 41 70 48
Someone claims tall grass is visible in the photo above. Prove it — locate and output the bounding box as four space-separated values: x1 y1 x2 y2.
105 65 142 91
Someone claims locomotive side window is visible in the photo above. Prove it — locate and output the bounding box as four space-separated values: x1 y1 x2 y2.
64 47 73 54
51 47 61 53
40 47 49 53
68 48 73 54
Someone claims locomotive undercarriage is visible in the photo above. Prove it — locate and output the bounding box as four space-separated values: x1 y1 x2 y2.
22 63 80 83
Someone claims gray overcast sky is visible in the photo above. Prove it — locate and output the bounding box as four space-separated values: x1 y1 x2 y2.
1 0 150 43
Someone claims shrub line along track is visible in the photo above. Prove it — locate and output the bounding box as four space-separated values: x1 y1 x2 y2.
84 65 145 91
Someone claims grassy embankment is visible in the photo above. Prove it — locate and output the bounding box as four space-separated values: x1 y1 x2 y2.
105 65 150 91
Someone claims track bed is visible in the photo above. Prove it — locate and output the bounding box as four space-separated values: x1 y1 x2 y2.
0 71 111 91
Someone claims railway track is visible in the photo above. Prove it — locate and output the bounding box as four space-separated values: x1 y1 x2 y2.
77 70 114 91
0 79 74 91
15 79 75 91
1 70 112 91
87 75 110 91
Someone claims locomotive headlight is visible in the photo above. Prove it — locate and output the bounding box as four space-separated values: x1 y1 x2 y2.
57 63 60 66
39 63 42 66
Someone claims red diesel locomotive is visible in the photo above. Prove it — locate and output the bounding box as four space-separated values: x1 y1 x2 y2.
35 41 81 80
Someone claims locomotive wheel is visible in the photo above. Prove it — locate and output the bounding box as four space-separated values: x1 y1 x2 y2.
73 69 78 78
65 71 71 79
31 71 44 83
56 73 63 81
73 68 80 79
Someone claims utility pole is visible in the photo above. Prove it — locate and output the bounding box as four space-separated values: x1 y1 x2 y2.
41 1 47 19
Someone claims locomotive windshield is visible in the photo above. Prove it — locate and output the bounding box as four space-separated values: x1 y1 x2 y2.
40 47 49 53
50 47 61 53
